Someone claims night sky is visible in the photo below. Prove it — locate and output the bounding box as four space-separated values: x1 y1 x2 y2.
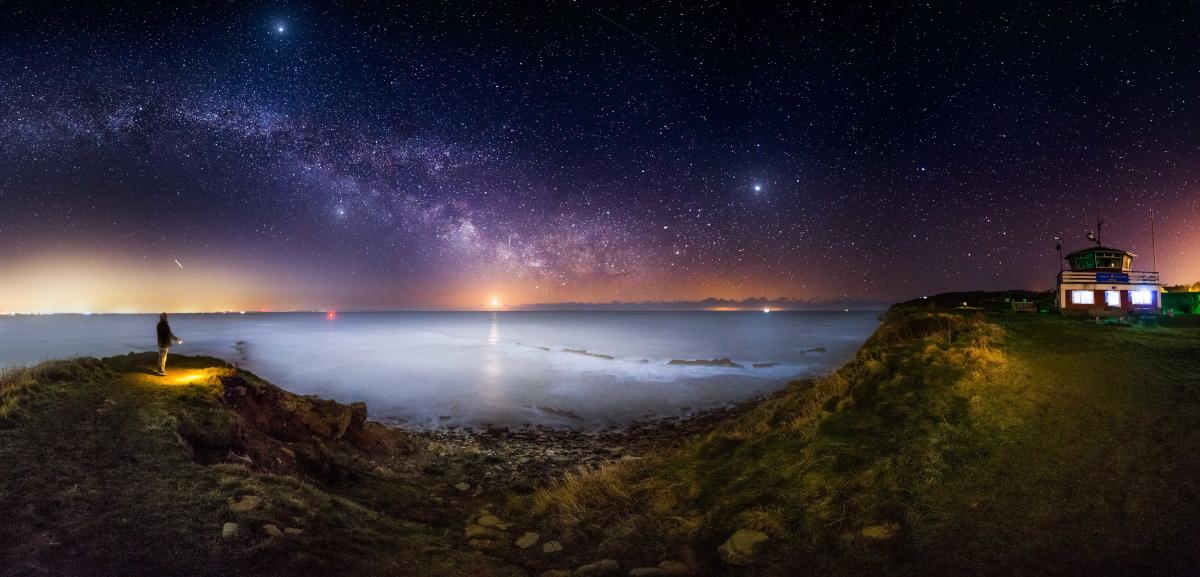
2 2 1198 312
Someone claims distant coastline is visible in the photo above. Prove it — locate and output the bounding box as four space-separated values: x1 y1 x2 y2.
512 297 889 312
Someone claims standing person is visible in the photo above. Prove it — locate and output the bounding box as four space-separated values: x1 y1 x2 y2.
156 313 183 376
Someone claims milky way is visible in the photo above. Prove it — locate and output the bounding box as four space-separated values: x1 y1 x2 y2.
1 2 1198 311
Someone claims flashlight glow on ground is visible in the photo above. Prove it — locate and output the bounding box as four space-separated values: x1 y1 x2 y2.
136 367 232 387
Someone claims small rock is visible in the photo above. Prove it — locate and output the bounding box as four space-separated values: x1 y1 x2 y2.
515 531 540 549
263 524 283 537
465 524 505 540
221 522 239 540
284 527 304 535
656 560 690 575
574 559 620 577
859 523 900 540
718 529 769 565
476 514 509 530
629 568 670 577
468 539 498 550
228 495 264 513
541 571 572 577
454 482 471 492
542 540 563 553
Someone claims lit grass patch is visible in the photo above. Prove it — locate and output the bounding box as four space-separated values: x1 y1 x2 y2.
534 456 652 526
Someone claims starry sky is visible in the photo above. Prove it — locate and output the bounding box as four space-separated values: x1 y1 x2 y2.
1 1 1198 312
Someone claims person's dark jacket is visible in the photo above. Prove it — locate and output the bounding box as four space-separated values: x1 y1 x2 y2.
156 320 179 348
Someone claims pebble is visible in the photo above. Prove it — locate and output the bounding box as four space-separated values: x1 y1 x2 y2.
284 527 304 535
656 560 690 575
515 531 540 549
476 514 509 530
574 559 620 577
718 528 769 565
221 522 239 540
628 569 670 577
542 540 563 553
465 524 504 540
468 539 498 550
453 482 471 492
860 522 900 540
263 524 283 537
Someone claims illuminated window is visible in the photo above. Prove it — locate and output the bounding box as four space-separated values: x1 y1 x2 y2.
1105 291 1121 307
1071 290 1095 305
1130 290 1154 305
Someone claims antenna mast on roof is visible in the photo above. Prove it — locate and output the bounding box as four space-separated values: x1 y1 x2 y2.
1151 208 1157 271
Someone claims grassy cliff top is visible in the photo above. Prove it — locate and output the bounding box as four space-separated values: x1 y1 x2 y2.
533 309 1200 576
0 353 524 577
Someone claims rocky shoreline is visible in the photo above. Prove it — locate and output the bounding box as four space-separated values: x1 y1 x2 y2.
401 392 784 494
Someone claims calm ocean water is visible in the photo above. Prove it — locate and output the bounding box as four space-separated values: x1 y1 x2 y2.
0 311 880 429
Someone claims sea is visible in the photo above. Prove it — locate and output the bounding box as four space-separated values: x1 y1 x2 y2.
0 311 880 430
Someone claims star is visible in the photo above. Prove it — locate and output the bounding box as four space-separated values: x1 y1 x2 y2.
753 183 763 192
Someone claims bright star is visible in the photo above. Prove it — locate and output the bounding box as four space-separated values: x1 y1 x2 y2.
753 184 763 192
274 23 286 34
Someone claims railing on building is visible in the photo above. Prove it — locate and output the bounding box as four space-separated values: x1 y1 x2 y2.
1057 271 1160 284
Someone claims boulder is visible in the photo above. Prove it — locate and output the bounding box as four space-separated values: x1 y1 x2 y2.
574 559 620 577
718 529 769 565
542 540 564 553
221 522 239 540
515 532 540 549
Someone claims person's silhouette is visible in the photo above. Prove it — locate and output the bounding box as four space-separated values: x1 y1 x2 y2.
155 313 182 375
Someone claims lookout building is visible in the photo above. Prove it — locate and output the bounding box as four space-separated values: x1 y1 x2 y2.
1056 246 1162 314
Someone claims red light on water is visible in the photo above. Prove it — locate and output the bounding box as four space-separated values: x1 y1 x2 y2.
326 310 337 319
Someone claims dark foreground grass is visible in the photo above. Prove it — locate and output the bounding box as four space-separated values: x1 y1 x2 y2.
533 311 1200 576
0 354 522 577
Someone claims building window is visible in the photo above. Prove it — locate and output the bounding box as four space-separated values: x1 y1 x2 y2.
1105 291 1121 307
1130 290 1154 305
1071 290 1095 305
